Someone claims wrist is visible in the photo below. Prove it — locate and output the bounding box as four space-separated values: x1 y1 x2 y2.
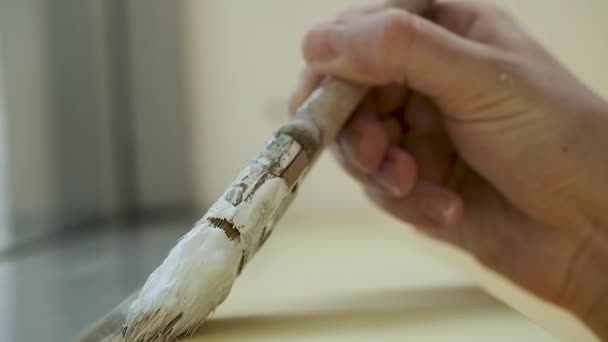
547 104 608 339
563 223 608 339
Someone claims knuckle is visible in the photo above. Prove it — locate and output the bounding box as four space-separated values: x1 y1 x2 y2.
369 9 419 83
381 9 418 46
301 22 337 63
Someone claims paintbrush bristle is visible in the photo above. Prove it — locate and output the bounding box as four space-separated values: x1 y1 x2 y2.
122 223 241 342
122 134 300 341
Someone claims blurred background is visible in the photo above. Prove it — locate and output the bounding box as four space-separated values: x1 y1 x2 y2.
0 0 606 341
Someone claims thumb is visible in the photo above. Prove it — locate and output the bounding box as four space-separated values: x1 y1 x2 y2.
302 8 508 110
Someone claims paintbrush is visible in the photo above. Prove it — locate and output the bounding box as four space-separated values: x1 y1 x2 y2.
77 1 433 341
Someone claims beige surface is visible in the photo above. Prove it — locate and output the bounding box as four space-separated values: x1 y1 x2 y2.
184 213 564 341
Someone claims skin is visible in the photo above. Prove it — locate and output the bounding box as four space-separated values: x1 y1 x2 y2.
289 0 608 339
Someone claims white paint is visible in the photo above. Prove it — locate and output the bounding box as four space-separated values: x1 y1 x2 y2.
124 134 299 341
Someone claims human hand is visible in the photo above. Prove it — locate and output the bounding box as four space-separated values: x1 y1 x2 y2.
290 0 608 337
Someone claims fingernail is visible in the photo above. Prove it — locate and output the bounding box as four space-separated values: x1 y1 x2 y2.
371 172 403 197
418 196 456 227
370 153 406 197
308 23 345 63
339 135 368 172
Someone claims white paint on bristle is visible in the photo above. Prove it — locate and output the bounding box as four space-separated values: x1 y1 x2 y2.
123 133 303 342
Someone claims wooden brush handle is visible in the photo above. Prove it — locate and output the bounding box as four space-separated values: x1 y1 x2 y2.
279 0 434 160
